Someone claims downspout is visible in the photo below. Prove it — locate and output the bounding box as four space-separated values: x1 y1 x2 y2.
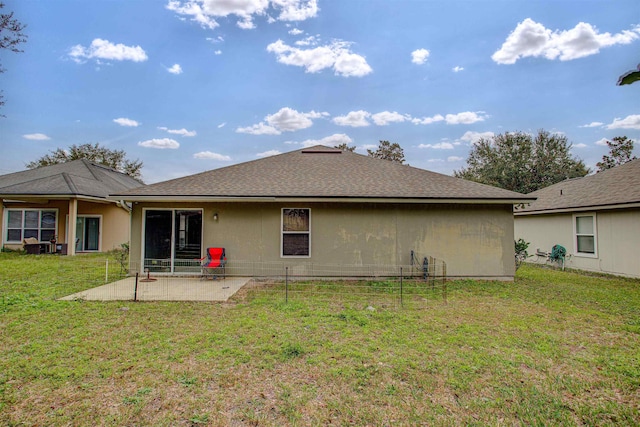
116 200 132 212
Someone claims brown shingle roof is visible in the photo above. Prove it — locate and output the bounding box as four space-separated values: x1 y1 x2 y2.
516 158 640 214
0 159 144 199
112 146 531 202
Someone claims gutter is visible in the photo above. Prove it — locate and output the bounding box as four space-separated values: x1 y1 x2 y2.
108 195 536 205
514 201 640 216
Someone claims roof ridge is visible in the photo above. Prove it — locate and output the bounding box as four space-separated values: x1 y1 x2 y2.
61 172 79 194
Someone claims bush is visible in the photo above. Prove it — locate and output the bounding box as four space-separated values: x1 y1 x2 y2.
515 238 530 270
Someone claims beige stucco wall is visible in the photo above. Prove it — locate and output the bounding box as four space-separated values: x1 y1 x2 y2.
130 202 516 280
514 208 640 278
2 199 130 253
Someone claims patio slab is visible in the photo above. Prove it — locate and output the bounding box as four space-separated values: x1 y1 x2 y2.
59 276 251 302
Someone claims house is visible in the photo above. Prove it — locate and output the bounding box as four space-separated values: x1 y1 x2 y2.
514 158 640 278
1 159 144 255
111 146 534 280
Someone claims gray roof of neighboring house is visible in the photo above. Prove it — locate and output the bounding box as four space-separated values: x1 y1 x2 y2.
516 158 640 214
0 159 144 200
111 145 531 202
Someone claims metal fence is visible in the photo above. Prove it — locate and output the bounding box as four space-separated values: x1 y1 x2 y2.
1 254 447 309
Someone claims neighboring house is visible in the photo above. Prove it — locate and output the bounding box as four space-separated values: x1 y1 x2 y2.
515 159 640 278
1 159 144 255
111 146 533 280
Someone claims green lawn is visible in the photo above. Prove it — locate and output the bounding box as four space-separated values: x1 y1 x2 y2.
1 252 639 426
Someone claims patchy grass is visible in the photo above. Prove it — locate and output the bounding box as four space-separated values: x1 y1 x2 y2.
1 252 639 426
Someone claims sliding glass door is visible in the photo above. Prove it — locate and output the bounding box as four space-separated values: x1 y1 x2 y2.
75 216 100 252
143 209 202 273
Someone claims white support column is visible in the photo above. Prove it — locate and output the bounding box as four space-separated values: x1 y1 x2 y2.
68 198 78 256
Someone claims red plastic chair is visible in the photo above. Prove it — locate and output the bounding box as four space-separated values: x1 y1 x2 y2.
198 247 226 280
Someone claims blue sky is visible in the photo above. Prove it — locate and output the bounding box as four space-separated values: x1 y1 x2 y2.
2 0 639 184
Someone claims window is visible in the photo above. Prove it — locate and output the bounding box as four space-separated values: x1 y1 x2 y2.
76 216 101 252
574 214 597 257
282 208 310 257
5 209 57 243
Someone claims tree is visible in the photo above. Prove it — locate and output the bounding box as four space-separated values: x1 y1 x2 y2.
0 2 27 113
26 143 144 181
454 130 589 194
367 140 405 164
617 64 640 86
596 136 637 172
334 143 356 152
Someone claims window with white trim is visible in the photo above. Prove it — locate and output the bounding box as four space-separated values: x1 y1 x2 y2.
5 209 57 243
574 214 597 257
282 208 310 257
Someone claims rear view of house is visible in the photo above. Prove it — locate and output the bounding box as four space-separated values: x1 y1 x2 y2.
1 160 144 255
515 159 640 278
112 146 532 280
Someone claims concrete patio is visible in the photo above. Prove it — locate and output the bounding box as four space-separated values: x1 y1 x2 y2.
59 276 252 302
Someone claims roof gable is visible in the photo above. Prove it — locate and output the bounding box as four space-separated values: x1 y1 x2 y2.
112 146 530 202
517 158 640 213
0 159 144 199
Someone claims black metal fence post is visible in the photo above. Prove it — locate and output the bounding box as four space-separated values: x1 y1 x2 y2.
285 266 289 303
400 267 403 307
134 272 138 302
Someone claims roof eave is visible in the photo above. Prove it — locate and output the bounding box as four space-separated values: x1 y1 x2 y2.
1 194 115 204
109 194 535 205
515 201 640 216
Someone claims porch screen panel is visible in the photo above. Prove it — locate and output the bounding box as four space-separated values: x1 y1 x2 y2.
173 210 202 272
144 210 172 271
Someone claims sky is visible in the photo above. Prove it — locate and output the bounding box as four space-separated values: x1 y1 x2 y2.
1 0 639 184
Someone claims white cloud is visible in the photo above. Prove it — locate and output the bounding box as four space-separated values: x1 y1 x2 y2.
214 50 222 55
158 127 197 137
193 151 231 161
138 138 180 149
445 111 488 125
295 35 317 46
418 142 454 150
267 107 326 131
411 48 430 65
580 121 604 128
447 156 464 162
69 38 148 63
573 143 587 148
333 110 371 127
492 19 640 64
236 122 281 135
452 66 464 72
427 159 444 163
167 0 318 31
460 131 495 144
289 28 304 35
167 64 183 74
238 107 326 134
266 39 372 77
22 133 50 141
594 138 609 146
290 133 353 148
371 111 409 126
606 114 640 130
167 0 219 30
411 114 445 125
256 149 282 158
113 117 140 127
217 122 226 128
